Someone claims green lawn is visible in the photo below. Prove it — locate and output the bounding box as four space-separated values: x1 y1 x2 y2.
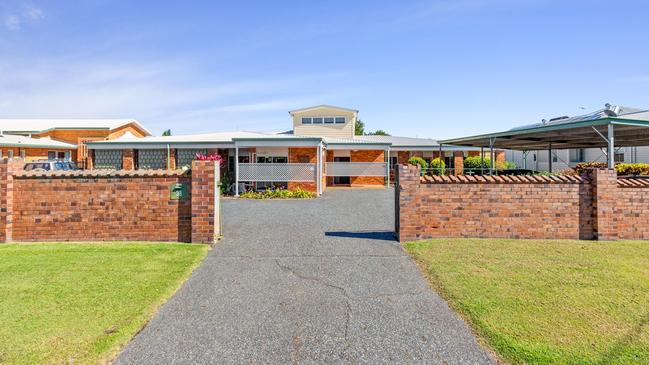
0 242 209 364
404 238 649 365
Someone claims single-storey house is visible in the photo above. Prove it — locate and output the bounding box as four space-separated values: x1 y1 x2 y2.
86 105 491 195
0 119 151 167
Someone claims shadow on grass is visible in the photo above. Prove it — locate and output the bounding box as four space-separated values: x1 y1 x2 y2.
596 310 649 364
325 231 396 241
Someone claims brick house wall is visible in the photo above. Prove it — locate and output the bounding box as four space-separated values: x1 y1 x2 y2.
0 158 218 243
396 165 641 242
350 150 384 186
288 147 317 192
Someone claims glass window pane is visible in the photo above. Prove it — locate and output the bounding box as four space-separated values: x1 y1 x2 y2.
324 117 334 124
312 117 323 124
48 151 56 160
335 117 345 124
301 117 312 124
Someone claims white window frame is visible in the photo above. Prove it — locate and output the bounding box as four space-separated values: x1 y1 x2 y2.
301 116 346 125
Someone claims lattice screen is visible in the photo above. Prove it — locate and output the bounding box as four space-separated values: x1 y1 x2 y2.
177 149 207 168
94 150 123 170
239 163 316 182
138 149 166 169
326 162 387 176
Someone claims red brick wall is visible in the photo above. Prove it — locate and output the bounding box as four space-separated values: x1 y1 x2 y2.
397 164 597 242
350 150 384 186
0 159 218 243
615 177 649 239
288 147 317 192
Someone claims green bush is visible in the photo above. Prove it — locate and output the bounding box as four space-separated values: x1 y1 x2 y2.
574 162 649 176
429 157 445 176
464 156 490 169
239 188 316 199
407 156 428 171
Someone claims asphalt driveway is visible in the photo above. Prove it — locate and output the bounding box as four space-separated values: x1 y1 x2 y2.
116 188 495 364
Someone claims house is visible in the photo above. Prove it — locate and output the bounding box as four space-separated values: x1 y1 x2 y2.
0 119 151 167
86 105 487 195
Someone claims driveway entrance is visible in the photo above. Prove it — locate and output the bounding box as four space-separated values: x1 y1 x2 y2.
116 189 494 364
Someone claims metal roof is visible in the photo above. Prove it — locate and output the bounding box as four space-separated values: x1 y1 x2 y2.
0 118 152 136
288 105 359 115
0 135 77 149
440 105 649 150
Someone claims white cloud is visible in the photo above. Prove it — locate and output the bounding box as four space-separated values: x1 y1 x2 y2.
4 15 20 31
24 7 44 21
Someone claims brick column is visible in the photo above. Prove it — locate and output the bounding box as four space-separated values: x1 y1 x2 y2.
191 160 219 243
592 168 617 240
0 159 26 242
87 149 94 170
166 148 177 170
453 151 464 175
396 164 422 242
123 149 135 170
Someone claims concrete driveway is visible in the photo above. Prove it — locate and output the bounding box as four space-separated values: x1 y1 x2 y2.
116 188 495 364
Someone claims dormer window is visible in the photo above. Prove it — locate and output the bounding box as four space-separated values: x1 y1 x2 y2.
301 116 346 124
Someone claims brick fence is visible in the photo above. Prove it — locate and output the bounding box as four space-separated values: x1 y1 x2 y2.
396 164 648 242
0 159 220 243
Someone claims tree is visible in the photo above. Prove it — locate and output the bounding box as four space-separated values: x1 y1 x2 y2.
367 129 390 136
162 129 172 136
354 119 365 135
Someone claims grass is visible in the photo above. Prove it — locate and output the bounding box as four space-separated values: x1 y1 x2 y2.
404 238 649 365
0 242 209 364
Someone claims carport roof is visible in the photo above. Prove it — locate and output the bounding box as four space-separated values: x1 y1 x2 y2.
440 105 649 150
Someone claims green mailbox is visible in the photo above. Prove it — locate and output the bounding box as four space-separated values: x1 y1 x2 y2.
170 183 189 200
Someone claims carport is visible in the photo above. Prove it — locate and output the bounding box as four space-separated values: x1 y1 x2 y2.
441 105 649 170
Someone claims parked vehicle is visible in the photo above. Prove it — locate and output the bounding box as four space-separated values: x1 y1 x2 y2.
23 160 78 171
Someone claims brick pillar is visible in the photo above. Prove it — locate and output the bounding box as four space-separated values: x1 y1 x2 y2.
453 151 464 175
495 150 506 167
191 160 219 243
0 159 26 242
592 168 617 240
123 149 135 170
87 149 94 170
166 148 177 170
396 164 422 242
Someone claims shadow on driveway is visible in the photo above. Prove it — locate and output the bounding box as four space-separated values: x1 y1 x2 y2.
325 230 396 241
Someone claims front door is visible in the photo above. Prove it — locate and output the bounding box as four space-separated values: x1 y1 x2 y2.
333 157 350 185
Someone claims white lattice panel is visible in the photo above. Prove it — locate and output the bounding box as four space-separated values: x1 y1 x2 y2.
326 162 387 176
239 163 316 182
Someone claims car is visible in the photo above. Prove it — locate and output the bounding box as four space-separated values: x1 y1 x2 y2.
23 160 78 172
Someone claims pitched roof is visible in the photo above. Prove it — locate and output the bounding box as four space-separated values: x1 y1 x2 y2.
0 135 77 149
288 105 359 115
0 118 152 136
354 135 440 147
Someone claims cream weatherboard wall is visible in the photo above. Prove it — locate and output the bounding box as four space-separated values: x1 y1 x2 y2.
292 106 356 139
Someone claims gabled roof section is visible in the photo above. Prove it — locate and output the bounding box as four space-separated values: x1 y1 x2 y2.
0 135 77 149
288 105 359 115
0 119 152 136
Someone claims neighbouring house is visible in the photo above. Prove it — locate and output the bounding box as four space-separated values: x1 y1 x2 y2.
0 119 151 168
86 105 491 195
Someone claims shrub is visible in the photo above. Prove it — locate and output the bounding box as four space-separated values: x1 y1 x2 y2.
239 188 315 199
464 156 490 169
407 156 428 171
574 162 649 176
429 157 445 176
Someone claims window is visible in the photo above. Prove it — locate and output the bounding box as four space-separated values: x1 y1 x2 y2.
569 149 584 163
552 153 558 163
20 149 25 158
323 117 334 124
335 117 345 124
312 117 323 124
390 156 398 166
301 116 345 125
301 117 312 124
615 152 625 163
48 151 56 160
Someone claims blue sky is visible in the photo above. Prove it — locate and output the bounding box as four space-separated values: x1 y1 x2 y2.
1 0 647 138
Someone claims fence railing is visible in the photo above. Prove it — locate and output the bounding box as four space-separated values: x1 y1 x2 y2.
326 162 387 176
238 163 316 182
